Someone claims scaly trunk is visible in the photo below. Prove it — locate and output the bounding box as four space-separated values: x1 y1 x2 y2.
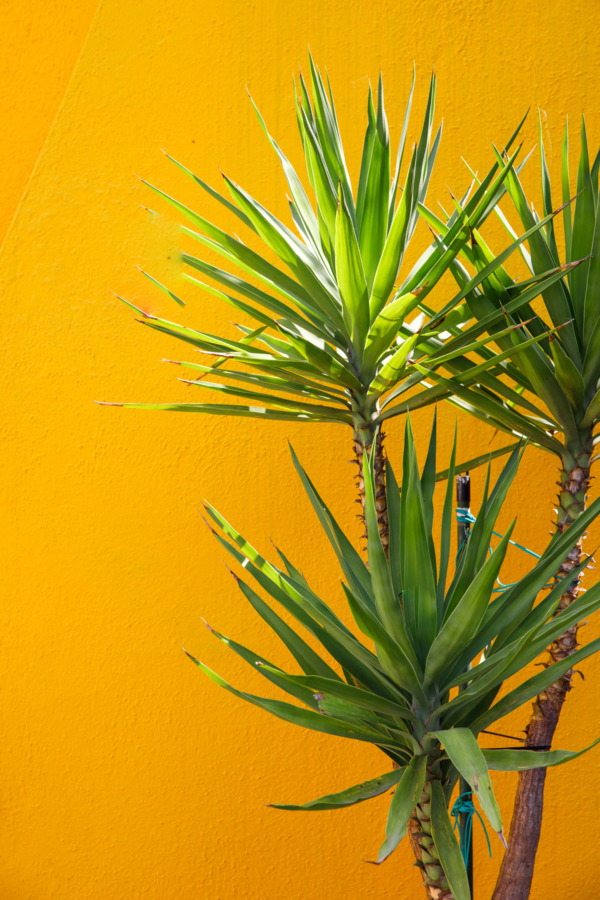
352 425 389 553
492 436 592 900
412 778 455 900
392 754 454 899
384 772 438 900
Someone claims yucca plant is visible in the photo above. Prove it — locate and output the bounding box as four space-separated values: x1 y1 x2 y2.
108 60 574 549
414 116 600 899
103 62 599 897
189 420 600 900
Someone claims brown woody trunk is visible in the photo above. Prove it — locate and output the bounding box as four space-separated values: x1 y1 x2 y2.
492 437 592 900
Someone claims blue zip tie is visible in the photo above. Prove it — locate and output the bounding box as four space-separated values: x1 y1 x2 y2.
451 790 492 867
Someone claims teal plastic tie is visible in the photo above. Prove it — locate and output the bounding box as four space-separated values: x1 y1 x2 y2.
451 790 492 866
455 507 552 592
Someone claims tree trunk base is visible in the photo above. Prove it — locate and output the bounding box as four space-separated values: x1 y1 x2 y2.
492 440 592 900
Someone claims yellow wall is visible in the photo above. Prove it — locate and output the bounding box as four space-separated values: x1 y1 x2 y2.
3 1 600 897
0 0 99 246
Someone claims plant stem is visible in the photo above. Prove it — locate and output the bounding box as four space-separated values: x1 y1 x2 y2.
492 435 593 900
352 424 389 553
412 777 455 900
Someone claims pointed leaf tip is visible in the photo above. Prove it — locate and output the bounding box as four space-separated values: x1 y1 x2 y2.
199 514 217 536
222 563 240 583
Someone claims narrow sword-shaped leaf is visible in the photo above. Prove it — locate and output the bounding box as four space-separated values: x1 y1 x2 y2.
433 728 502 834
372 755 427 864
570 116 595 324
179 378 351 421
400 418 437 654
161 150 255 229
173 360 346 403
103 401 344 423
248 92 321 249
185 653 393 744
270 767 405 811
307 52 354 219
388 64 415 221
252 671 418 722
289 446 376 611
181 256 337 342
356 85 377 232
343 584 426 704
144 180 337 324
138 268 186 307
359 73 391 290
425 526 514 688
233 576 340 680
430 780 471 900
204 624 320 708
335 185 370 353
370 146 417 320
483 739 600 771
297 104 338 258
222 173 341 318
437 425 457 613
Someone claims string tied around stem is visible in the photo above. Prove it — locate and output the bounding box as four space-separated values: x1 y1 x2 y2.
451 790 492 868
455 507 557 592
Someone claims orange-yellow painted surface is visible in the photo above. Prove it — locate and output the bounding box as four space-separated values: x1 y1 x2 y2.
3 2 600 898
0 0 100 245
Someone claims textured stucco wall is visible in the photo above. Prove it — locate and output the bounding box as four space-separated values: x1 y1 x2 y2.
2 1 600 898
0 0 99 245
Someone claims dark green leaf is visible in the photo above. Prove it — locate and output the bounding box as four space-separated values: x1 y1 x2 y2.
373 755 427 863
430 780 471 900
270 767 405 811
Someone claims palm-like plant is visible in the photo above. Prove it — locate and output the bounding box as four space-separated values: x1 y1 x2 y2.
103 63 599 896
109 60 570 549
415 117 600 899
189 420 600 900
